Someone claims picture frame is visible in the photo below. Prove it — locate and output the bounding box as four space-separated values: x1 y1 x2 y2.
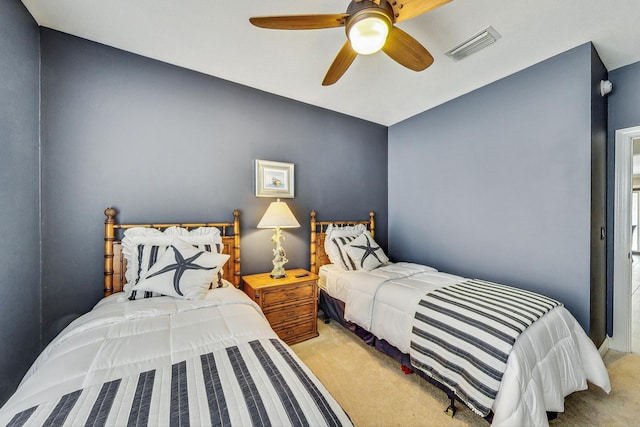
255 159 295 198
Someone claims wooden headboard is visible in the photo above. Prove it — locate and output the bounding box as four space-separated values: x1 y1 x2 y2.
309 210 375 274
104 207 241 297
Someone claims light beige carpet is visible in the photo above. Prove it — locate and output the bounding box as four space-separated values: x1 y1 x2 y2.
291 320 640 426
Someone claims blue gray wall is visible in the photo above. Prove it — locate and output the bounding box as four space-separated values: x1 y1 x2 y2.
606 61 640 336
0 0 41 405
388 44 597 333
608 60 640 140
39 29 388 336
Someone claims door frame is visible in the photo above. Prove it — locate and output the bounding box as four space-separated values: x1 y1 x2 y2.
633 190 640 254
612 126 640 351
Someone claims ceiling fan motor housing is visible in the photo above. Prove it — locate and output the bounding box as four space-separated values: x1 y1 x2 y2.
347 0 394 18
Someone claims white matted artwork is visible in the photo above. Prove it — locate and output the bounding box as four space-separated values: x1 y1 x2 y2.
255 159 295 198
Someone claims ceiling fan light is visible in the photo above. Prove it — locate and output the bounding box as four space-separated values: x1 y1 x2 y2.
348 16 390 55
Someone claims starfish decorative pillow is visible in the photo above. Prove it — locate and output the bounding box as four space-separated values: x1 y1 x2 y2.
121 226 223 293
345 232 389 271
130 239 230 300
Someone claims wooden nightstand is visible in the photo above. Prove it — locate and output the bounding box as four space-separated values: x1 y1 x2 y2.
243 268 319 345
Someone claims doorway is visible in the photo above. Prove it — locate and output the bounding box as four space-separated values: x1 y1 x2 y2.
613 126 640 352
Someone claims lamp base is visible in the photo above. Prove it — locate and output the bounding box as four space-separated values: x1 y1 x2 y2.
269 227 288 279
269 263 287 279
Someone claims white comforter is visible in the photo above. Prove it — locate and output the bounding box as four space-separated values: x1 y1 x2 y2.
320 263 611 426
0 288 352 426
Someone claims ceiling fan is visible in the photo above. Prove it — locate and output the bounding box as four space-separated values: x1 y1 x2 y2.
249 0 452 86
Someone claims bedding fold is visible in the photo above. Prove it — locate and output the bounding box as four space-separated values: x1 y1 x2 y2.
343 262 437 330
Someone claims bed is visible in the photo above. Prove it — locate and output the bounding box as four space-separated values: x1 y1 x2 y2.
310 210 611 427
0 208 352 427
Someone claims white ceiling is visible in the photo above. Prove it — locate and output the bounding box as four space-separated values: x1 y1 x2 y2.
21 0 640 126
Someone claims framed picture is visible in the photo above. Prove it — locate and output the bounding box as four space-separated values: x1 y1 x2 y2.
255 159 295 198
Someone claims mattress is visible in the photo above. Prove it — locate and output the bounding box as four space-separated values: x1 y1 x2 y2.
318 262 611 426
320 262 459 352
0 287 352 427
319 262 440 306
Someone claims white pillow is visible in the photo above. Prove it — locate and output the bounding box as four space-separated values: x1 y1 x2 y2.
121 226 222 289
324 223 366 267
345 232 389 271
130 239 230 300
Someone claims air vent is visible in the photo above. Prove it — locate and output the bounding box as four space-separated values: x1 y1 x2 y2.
445 26 501 61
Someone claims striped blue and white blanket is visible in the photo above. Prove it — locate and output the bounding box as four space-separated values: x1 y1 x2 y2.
410 279 560 417
0 288 352 427
6 338 348 427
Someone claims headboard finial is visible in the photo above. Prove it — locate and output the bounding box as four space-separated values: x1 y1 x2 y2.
105 207 117 222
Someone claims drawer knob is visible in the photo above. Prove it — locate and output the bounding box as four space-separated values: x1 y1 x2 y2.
285 292 296 297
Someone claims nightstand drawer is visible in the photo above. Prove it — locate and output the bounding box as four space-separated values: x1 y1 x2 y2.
272 318 317 344
265 301 315 325
262 281 315 307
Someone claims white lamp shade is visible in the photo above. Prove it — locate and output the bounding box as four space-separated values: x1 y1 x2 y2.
348 16 390 55
257 199 300 229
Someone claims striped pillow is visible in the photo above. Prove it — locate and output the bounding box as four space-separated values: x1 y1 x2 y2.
331 236 359 270
127 244 169 300
324 223 366 268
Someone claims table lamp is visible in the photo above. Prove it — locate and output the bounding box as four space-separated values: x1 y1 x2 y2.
257 198 300 278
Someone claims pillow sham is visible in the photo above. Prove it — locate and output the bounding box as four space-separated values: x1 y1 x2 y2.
121 226 223 290
129 239 230 300
324 223 366 267
126 242 226 295
345 232 389 271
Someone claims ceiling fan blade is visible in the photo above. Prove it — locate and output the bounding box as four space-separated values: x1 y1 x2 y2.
322 41 358 86
392 0 452 23
249 14 348 30
382 26 434 71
